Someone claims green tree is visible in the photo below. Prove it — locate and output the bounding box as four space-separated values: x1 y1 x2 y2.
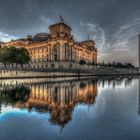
15 47 30 66
0 47 10 67
0 46 30 67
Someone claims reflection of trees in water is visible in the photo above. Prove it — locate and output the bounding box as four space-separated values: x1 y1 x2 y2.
97 76 133 89
0 86 30 112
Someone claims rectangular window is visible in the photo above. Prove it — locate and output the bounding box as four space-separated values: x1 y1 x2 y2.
51 64 54 68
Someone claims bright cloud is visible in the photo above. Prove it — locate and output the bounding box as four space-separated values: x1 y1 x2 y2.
0 32 16 42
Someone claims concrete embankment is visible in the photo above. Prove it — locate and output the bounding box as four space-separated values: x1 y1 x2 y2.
0 68 139 79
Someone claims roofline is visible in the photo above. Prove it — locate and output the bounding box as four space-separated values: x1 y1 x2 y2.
81 40 95 43
49 22 72 30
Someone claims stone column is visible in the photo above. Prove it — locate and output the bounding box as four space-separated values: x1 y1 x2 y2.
65 45 67 61
69 45 71 61
59 44 62 61
51 46 54 61
65 44 67 61
57 44 60 61
72 48 74 62
71 46 72 61
74 49 76 62
95 54 97 64
68 45 71 61
60 43 64 61
83 52 85 60
92 54 94 63
48 46 51 61
78 50 80 61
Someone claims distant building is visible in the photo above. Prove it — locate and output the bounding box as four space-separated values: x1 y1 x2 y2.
2 19 97 69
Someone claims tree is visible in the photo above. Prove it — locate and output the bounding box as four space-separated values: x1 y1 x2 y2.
0 46 30 67
15 48 30 66
125 63 135 69
0 46 10 67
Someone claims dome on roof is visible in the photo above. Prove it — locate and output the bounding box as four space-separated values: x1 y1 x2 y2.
33 33 49 42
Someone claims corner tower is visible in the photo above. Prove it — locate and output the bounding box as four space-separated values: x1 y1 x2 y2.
49 17 72 38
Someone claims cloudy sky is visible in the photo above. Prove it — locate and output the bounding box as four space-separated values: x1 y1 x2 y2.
0 0 140 65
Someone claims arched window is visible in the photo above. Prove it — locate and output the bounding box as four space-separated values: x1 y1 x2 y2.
54 54 57 61
54 45 57 52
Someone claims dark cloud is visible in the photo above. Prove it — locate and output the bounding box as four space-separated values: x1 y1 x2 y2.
0 0 140 65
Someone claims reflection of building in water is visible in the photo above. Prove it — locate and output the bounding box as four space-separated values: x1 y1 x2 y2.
0 77 136 125
15 80 97 126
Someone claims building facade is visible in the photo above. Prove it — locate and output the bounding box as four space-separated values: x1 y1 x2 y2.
2 20 97 69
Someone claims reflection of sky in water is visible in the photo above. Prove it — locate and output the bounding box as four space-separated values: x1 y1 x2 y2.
0 106 49 120
0 78 140 140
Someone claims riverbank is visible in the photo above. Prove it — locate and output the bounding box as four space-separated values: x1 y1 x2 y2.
0 68 138 79
0 73 139 79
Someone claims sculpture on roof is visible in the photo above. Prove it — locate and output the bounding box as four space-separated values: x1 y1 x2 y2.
60 15 64 23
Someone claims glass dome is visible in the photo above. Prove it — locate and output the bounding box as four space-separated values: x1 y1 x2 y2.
33 33 49 42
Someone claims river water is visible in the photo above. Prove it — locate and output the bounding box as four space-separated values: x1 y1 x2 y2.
0 76 140 140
